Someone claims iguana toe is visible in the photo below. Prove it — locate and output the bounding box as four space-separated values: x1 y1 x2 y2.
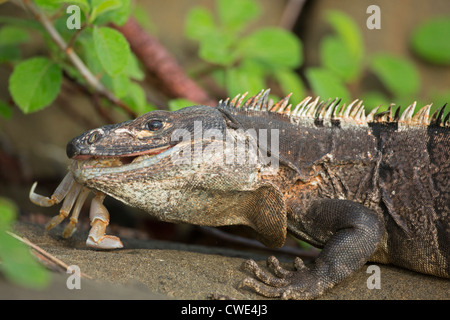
240 256 330 300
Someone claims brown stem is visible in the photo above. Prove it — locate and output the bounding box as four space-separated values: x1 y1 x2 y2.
279 0 307 30
113 18 216 106
62 71 116 125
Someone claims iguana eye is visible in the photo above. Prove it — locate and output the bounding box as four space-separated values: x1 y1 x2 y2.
87 130 101 144
146 120 163 131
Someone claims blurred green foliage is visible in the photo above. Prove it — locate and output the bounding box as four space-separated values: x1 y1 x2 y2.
1 0 153 116
186 2 450 114
324 11 450 114
0 0 449 115
0 197 50 288
410 17 450 65
185 0 305 104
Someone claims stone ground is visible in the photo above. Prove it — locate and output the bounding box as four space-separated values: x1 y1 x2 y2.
1 222 449 300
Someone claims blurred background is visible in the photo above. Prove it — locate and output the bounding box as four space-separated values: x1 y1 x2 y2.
0 0 449 287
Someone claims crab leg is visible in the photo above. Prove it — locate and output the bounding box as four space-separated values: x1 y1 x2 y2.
86 193 123 249
45 182 82 231
62 187 91 238
29 172 75 207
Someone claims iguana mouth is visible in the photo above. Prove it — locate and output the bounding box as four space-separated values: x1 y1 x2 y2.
73 145 173 169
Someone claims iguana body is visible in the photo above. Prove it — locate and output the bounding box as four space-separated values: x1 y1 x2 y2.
31 90 449 299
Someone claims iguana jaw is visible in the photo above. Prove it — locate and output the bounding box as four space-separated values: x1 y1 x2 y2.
69 143 185 183
72 144 173 169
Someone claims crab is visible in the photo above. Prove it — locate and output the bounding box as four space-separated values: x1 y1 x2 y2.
29 170 123 249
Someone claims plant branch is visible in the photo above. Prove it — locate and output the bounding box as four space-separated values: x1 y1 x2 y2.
113 18 216 106
66 26 84 51
20 0 137 118
62 70 116 124
7 231 92 279
279 0 307 30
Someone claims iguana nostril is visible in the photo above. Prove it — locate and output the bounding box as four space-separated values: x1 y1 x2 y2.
66 140 78 158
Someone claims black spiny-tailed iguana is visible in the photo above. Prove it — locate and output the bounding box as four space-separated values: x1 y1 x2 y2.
30 89 449 299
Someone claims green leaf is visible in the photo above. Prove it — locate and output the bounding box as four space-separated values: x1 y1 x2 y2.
369 54 420 97
0 26 29 46
35 0 61 11
0 197 17 227
274 69 306 102
198 32 235 66
168 98 196 111
306 67 350 103
104 74 130 98
225 63 266 98
78 28 104 75
0 230 50 289
93 26 130 76
320 36 360 82
93 0 131 26
0 45 21 63
89 0 121 24
123 52 145 81
211 68 226 88
217 0 260 32
54 0 90 14
185 7 216 40
0 197 50 289
9 57 62 113
410 17 450 65
0 100 12 119
122 82 147 114
324 10 364 62
237 27 303 69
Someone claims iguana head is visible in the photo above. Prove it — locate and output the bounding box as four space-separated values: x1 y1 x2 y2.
67 102 287 248
66 105 228 159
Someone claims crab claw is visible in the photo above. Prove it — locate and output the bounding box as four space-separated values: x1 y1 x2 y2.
29 172 75 207
29 172 89 233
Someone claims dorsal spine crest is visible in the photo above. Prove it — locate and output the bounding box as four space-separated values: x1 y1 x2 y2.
217 89 449 128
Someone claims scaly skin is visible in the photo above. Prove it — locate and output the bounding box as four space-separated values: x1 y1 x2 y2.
33 89 450 299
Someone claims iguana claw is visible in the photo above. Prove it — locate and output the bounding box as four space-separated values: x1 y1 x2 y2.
239 256 328 300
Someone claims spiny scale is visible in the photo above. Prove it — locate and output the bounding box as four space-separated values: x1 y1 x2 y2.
217 89 449 127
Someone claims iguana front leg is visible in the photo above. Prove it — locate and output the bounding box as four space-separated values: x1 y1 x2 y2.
239 199 385 299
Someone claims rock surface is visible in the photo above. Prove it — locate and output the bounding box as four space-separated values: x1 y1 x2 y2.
1 222 449 300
